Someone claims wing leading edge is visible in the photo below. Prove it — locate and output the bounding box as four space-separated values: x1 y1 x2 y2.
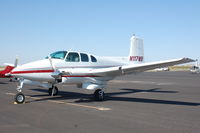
90 58 194 77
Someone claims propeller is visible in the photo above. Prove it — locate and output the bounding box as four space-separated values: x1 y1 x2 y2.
48 56 72 80
48 56 62 79
48 56 56 71
4 56 19 77
3 56 19 68
48 56 62 96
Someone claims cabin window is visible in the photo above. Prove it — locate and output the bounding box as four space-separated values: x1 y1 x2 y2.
80 53 89 62
91 55 97 62
66 52 80 62
48 51 67 59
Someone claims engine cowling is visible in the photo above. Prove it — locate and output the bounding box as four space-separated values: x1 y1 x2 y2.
82 83 104 90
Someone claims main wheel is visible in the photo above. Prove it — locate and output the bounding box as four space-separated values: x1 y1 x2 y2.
94 89 105 101
48 86 58 96
15 92 25 104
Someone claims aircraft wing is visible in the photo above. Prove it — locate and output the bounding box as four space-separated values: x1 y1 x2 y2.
90 58 194 77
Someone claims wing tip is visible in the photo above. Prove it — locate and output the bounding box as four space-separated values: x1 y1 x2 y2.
182 58 195 63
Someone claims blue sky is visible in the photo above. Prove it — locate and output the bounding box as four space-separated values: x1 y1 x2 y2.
0 0 199 65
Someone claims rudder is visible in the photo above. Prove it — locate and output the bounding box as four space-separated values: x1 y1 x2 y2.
129 35 144 63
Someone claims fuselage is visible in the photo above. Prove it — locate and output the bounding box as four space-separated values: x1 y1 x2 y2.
10 51 131 84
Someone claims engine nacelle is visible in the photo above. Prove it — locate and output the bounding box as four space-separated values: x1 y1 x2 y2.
82 83 104 90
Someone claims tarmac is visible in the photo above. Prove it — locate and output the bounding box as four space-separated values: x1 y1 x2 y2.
0 71 200 133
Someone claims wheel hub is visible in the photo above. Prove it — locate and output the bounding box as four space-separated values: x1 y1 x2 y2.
17 95 24 102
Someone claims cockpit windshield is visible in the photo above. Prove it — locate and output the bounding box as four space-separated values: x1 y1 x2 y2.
46 51 67 59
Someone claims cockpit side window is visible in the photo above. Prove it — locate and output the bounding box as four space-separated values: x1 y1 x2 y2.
49 51 67 59
91 55 97 62
66 52 80 62
80 53 89 62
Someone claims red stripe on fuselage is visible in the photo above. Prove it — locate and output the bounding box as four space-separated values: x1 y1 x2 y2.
62 75 100 77
10 70 100 77
10 70 54 74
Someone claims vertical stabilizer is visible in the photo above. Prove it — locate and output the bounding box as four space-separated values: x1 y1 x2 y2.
129 35 144 63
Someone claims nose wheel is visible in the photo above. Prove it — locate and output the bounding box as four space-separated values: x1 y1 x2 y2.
94 89 105 101
14 78 25 104
15 92 25 104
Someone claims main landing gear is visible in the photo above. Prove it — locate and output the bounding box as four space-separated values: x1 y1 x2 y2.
94 89 105 101
48 86 58 96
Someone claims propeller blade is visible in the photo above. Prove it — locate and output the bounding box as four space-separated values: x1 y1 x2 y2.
14 57 19 68
48 56 56 71
48 56 63 80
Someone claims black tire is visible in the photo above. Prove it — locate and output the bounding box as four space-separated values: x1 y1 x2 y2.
15 92 25 104
48 86 58 96
94 89 105 101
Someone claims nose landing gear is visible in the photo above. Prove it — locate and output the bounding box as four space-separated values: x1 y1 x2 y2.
14 78 25 104
15 92 25 104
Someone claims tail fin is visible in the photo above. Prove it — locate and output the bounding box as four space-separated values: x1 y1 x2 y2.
129 35 144 63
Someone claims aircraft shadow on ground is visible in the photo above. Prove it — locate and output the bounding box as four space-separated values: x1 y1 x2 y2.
29 88 200 106
0 82 8 84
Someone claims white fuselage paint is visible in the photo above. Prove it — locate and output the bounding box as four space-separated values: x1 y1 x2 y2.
10 55 132 87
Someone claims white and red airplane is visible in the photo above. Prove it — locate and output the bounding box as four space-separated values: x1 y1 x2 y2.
8 35 194 104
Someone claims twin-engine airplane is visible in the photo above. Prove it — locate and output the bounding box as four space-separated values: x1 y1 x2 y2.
8 35 194 104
